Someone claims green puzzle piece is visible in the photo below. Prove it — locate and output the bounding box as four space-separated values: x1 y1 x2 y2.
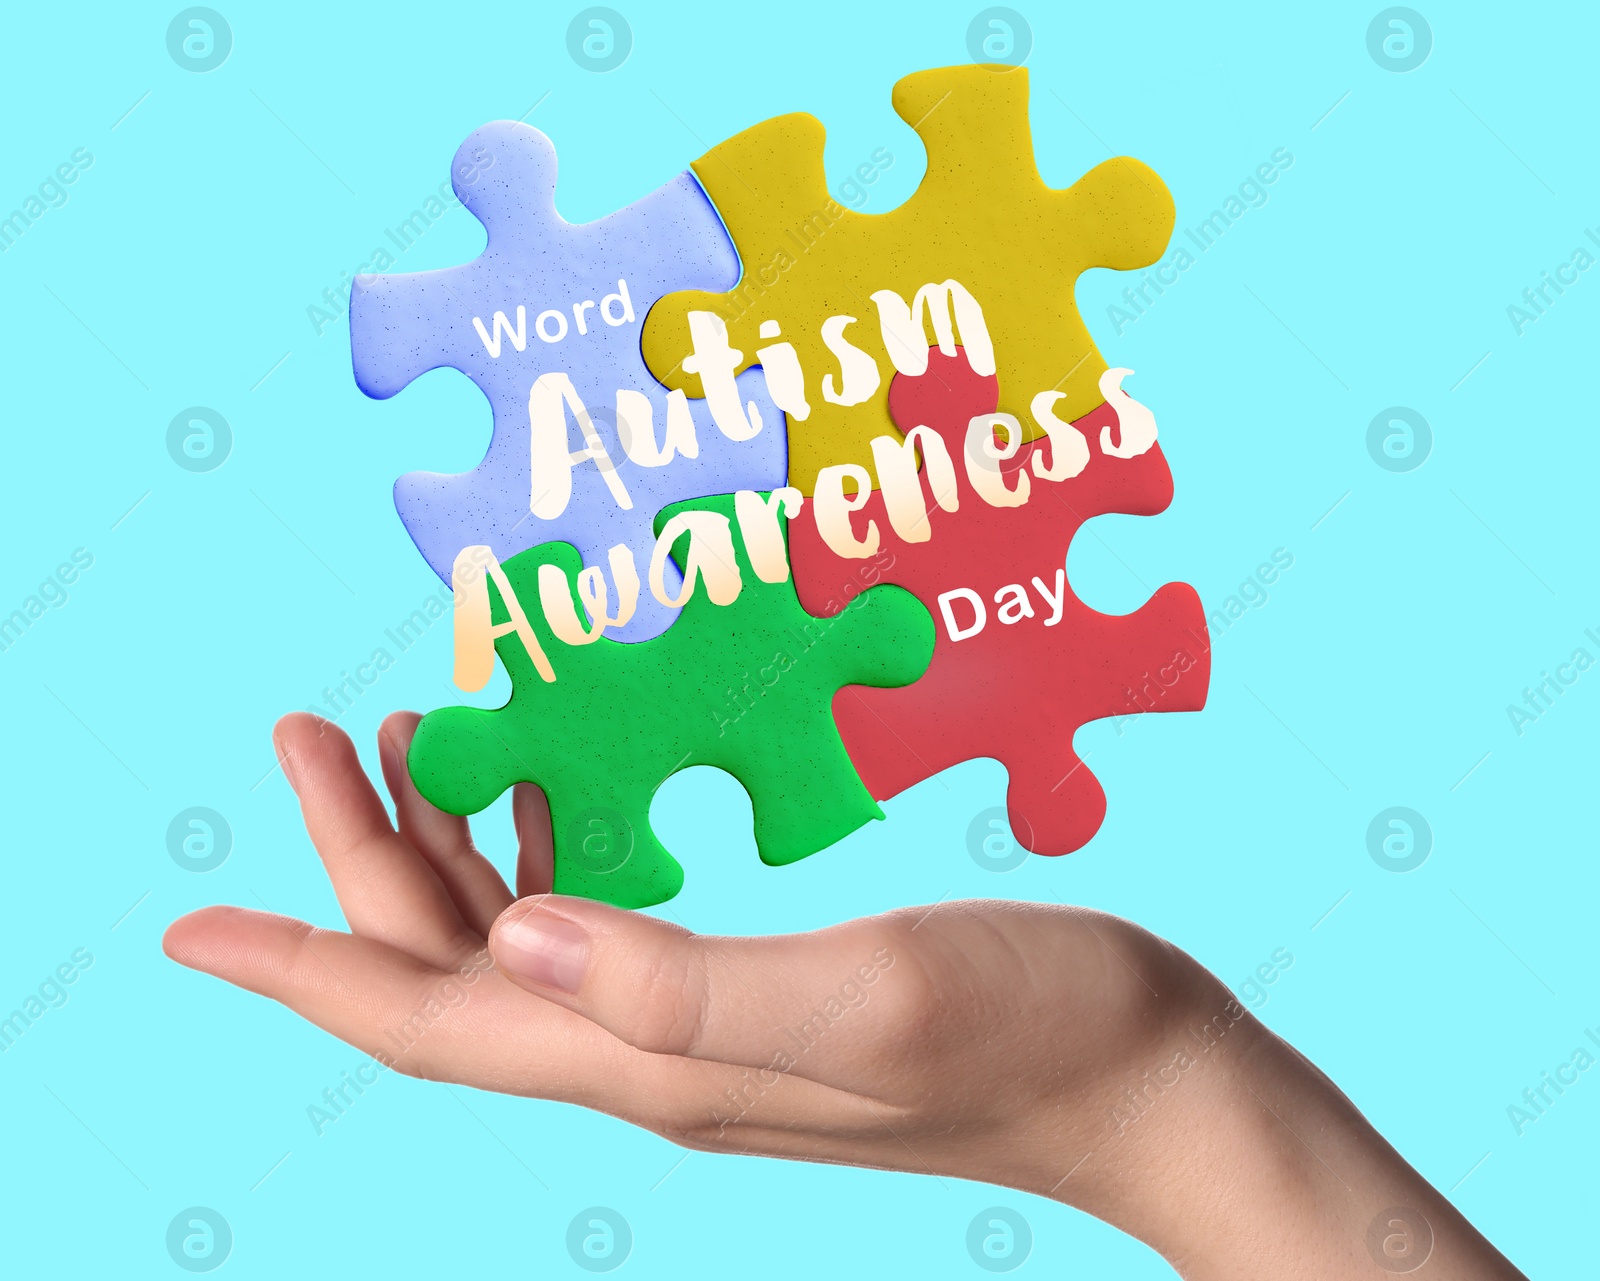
408 494 935 908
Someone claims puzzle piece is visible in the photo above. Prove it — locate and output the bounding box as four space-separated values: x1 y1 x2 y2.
407 494 935 908
789 349 1209 855
350 121 787 641
640 64 1173 494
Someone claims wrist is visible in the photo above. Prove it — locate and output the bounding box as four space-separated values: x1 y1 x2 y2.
1037 990 1522 1279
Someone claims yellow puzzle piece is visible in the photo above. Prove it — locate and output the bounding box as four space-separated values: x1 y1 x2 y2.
640 64 1175 494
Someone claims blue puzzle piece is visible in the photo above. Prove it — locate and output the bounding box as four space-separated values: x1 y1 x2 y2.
349 120 787 641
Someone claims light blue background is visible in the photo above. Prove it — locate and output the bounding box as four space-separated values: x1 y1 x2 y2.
1 1 1589 1274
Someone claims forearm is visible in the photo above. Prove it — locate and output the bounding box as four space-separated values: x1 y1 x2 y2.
1058 1005 1524 1280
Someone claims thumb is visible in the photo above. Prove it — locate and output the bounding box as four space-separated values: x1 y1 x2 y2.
487 895 911 1083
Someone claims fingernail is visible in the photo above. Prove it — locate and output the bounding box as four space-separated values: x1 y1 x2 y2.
495 906 588 993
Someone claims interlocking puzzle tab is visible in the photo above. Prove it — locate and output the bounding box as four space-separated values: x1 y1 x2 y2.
350 121 787 641
640 64 1174 494
407 494 935 909
789 349 1210 854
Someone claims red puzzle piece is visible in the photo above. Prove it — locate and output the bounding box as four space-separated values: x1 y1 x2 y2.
789 349 1209 854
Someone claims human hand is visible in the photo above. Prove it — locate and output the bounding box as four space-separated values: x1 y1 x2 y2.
164 712 1522 1280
